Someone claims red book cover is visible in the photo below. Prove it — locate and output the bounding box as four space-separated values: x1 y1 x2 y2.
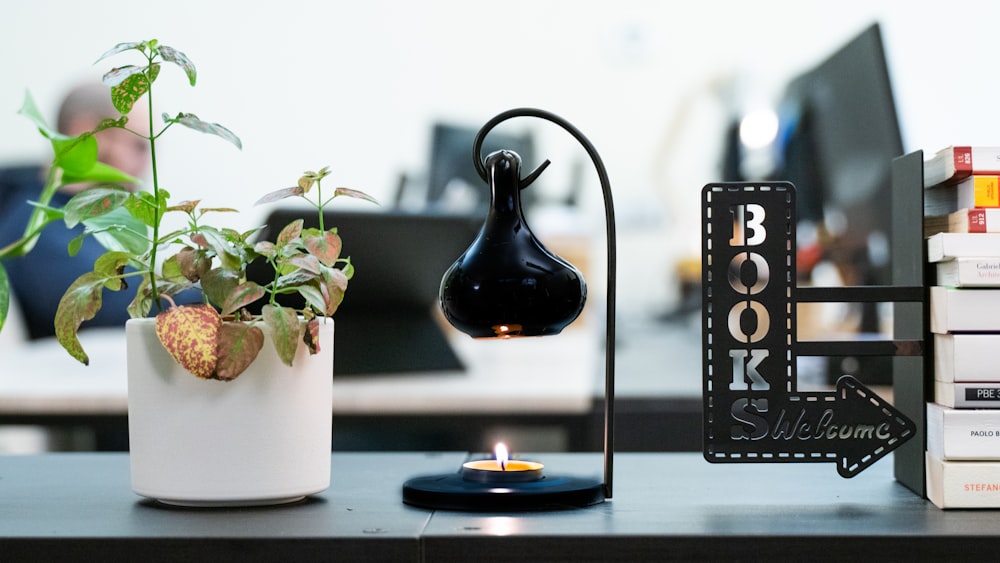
952 146 973 178
969 208 986 233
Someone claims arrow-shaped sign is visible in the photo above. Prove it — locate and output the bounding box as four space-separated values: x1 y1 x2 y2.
701 182 916 477
713 374 915 477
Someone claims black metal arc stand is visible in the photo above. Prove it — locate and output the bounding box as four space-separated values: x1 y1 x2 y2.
402 107 617 510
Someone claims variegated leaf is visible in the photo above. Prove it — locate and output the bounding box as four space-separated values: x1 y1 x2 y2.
171 112 242 150
303 230 342 266
262 304 300 367
276 219 303 248
157 44 197 86
155 304 221 379
215 322 264 381
54 272 108 365
302 317 321 355
93 41 144 65
253 186 303 206
221 281 266 317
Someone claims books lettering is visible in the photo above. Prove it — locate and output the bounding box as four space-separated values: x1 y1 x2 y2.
930 286 1000 333
934 381 1000 408
923 145 1000 188
935 333 1000 382
927 402 1000 460
927 232 1000 262
936 257 1000 287
926 451 1000 508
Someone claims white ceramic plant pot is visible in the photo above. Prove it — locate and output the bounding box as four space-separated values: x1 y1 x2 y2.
126 317 333 507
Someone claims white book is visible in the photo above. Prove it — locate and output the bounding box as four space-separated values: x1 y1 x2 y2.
936 257 1000 287
930 286 1000 333
927 402 1000 460
935 333 1000 382
927 232 1000 263
923 145 1000 188
934 381 1000 408
926 451 1000 508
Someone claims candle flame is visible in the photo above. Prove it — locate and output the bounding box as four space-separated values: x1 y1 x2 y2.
495 442 509 471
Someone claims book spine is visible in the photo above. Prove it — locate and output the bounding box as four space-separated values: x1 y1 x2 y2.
951 207 1000 233
924 146 1000 188
930 286 1000 332
927 403 1000 460
958 176 1000 208
935 333 1000 382
936 258 1000 287
926 451 1000 508
927 232 1000 262
934 381 1000 408
952 146 973 176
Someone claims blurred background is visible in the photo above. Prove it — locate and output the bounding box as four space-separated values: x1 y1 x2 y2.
1 0 995 452
4 0 995 319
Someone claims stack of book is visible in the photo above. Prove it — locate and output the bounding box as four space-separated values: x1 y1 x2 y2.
924 146 1000 508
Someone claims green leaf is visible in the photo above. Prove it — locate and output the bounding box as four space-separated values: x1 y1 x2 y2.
54 272 109 365
262 304 300 367
85 206 151 256
93 41 145 65
67 232 85 257
125 191 163 228
157 45 197 86
215 322 263 381
127 276 152 319
296 284 327 316
340 257 354 280
93 251 129 291
17 90 58 139
51 134 98 175
0 262 9 334
161 254 185 284
200 267 240 310
170 113 242 150
63 186 132 228
198 226 243 271
61 160 139 185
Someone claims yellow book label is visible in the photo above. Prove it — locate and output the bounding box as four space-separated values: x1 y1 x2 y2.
974 176 1000 207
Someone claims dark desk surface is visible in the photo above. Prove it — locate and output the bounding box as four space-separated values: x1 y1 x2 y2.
0 451 993 562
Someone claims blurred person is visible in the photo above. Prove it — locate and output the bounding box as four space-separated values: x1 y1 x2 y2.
0 82 179 339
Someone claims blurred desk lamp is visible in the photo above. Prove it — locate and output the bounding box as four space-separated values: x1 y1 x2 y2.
402 108 616 510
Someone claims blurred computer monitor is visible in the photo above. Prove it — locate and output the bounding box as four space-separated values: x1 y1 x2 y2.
425 122 537 212
773 22 904 384
249 209 482 376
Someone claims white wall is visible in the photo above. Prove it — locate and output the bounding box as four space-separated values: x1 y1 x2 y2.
2 0 998 315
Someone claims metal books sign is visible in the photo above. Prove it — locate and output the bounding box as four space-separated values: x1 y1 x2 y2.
701 182 916 477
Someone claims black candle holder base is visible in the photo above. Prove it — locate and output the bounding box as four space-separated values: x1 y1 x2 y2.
402 473 604 511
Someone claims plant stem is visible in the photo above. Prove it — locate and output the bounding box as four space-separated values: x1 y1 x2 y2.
316 179 324 232
146 54 161 311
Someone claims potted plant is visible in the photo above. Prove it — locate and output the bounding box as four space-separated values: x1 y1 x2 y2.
5 39 376 506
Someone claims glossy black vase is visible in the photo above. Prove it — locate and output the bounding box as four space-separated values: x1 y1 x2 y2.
439 150 586 338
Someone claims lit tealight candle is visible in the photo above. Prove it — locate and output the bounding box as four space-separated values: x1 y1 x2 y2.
461 443 544 483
